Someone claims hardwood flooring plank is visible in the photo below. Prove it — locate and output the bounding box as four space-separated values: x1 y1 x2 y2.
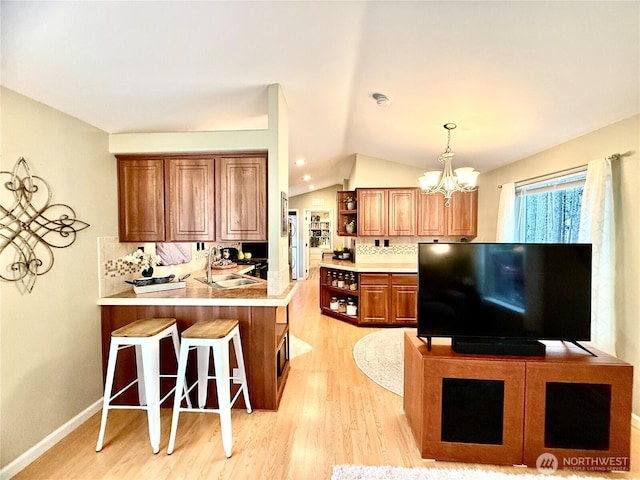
13 268 640 479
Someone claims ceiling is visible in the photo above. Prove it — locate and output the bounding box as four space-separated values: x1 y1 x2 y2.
2 1 638 196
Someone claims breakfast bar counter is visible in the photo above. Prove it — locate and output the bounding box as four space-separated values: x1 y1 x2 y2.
98 269 297 307
98 270 298 411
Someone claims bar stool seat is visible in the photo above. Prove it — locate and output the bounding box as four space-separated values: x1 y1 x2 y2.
167 319 251 457
96 318 190 453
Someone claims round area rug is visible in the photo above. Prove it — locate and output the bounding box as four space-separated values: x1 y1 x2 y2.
353 328 413 396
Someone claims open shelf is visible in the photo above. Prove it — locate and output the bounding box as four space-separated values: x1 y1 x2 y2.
337 191 358 236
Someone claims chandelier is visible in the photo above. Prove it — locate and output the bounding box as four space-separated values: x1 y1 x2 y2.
418 123 479 206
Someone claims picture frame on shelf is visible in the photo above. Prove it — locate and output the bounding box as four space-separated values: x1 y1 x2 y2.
281 191 289 237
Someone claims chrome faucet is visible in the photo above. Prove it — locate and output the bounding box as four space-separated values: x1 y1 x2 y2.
206 245 218 284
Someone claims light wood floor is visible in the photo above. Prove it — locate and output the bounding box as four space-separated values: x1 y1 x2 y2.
15 269 640 479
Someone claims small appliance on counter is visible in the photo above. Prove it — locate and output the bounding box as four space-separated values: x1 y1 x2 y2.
332 248 352 261
231 242 268 279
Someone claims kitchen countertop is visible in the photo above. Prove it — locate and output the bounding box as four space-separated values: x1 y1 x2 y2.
319 257 418 273
98 266 297 307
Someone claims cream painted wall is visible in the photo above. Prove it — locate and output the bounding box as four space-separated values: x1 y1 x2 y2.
0 87 117 467
476 114 640 416
349 153 426 189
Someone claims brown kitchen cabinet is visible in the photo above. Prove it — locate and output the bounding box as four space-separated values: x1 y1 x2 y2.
357 188 417 236
165 156 216 242
390 274 418 324
320 270 416 326
117 157 166 242
359 274 390 324
447 189 478 237
359 273 417 326
116 152 267 243
117 154 216 242
417 190 478 237
216 155 268 241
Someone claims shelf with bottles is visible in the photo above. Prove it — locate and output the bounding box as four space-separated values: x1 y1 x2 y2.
326 295 358 318
322 268 359 293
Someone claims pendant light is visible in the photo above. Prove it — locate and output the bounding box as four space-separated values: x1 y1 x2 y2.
419 123 479 206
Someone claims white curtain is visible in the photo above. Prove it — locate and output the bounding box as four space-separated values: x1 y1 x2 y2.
496 182 517 241
578 158 616 356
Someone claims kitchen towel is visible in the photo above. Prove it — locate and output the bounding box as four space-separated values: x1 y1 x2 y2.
156 242 193 265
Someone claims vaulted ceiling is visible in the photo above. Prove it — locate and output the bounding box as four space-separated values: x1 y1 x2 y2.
2 1 638 196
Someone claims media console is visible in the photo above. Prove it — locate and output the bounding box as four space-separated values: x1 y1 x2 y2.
403 333 633 471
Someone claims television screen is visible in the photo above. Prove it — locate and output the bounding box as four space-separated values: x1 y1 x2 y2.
417 243 592 342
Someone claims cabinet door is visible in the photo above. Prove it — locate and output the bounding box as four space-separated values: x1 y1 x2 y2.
216 156 267 241
165 157 216 242
357 189 388 236
447 190 478 237
388 188 417 236
390 274 418 324
418 192 447 236
117 157 165 242
359 274 390 324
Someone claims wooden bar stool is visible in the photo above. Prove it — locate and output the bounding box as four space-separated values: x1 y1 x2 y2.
96 318 190 453
167 319 252 457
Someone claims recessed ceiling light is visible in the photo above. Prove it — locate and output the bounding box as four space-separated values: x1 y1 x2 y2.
302 174 311 181
295 159 306 166
308 184 315 190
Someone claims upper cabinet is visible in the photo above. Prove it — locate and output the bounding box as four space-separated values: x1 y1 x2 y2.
338 187 477 238
357 189 388 236
165 156 216 242
417 191 446 236
215 155 267 241
116 153 267 243
117 156 167 242
336 191 357 236
357 188 417 236
447 190 478 237
418 190 478 237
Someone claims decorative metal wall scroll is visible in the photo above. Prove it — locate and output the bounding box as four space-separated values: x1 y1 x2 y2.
0 157 90 293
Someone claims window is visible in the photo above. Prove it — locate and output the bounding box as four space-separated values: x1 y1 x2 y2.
515 170 586 243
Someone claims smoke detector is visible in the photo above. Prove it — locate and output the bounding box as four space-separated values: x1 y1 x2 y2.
372 92 391 106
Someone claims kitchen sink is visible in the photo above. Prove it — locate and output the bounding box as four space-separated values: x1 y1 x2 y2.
216 278 260 288
195 273 261 289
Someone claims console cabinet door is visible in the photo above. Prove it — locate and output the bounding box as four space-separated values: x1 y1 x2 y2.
165 156 216 242
216 156 267 241
357 189 388 236
388 188 417 236
117 157 165 242
418 192 447 236
447 190 478 237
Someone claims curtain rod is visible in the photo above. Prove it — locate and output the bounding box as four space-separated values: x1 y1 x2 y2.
497 152 622 188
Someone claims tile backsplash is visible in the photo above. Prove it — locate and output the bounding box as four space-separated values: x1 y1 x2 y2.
97 237 209 297
354 237 463 263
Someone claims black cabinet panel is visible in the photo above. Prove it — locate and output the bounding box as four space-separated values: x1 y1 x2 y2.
441 378 505 445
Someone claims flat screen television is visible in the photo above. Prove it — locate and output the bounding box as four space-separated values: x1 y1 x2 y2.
418 242 592 356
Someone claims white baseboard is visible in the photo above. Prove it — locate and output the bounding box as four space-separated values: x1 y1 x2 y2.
0 399 102 480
